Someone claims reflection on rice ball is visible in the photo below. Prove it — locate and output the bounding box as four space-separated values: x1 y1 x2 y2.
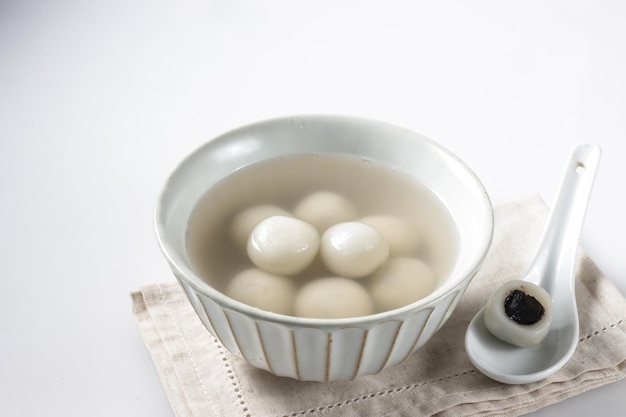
320 221 389 278
247 215 320 275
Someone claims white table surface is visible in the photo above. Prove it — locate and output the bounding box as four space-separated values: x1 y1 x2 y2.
1 1 625 415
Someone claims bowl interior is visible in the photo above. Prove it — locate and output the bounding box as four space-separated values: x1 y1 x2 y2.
155 115 494 322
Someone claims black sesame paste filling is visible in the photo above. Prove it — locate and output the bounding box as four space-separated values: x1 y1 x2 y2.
504 289 545 325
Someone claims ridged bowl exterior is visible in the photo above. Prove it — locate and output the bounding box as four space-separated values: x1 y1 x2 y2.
175 271 471 381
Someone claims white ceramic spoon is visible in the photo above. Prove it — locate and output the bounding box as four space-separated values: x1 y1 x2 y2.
465 144 601 384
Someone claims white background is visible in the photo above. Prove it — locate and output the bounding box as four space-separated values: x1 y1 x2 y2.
1 0 625 415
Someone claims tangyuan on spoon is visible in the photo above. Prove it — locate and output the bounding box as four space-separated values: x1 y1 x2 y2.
465 143 601 384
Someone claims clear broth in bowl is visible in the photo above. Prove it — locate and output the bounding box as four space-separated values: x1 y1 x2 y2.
186 153 460 316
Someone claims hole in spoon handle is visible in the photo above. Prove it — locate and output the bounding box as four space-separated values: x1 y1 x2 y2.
528 144 602 293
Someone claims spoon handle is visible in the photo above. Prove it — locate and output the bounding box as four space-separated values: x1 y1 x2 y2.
527 144 601 305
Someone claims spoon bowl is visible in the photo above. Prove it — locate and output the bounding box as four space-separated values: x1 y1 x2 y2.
466 309 579 384
465 144 601 384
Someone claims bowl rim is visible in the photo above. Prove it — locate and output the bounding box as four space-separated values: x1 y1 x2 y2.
154 114 494 328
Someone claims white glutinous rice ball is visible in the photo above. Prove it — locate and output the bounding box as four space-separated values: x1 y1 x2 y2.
320 221 389 278
247 215 320 275
229 205 291 248
359 215 421 256
293 191 358 233
226 268 296 315
483 279 553 347
294 277 374 318
369 257 436 311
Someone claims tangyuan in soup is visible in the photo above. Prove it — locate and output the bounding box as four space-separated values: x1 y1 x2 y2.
186 154 459 318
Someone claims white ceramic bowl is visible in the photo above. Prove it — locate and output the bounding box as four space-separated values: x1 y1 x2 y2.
155 115 494 382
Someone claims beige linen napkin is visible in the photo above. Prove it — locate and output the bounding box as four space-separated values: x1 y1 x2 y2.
132 195 626 417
